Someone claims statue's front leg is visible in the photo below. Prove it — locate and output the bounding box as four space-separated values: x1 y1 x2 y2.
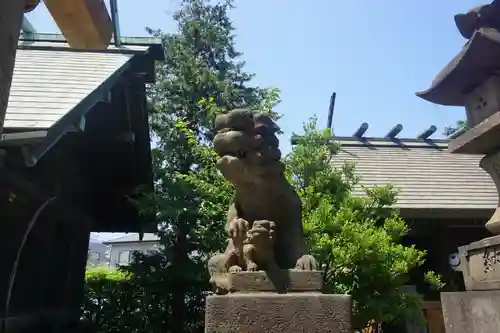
225 216 249 271
280 217 318 271
242 244 259 271
225 247 243 272
207 253 230 294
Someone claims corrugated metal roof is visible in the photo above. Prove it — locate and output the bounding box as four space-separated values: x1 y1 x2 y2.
5 40 148 129
332 137 498 210
103 233 159 244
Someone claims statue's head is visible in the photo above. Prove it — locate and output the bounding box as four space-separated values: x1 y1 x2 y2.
212 109 283 185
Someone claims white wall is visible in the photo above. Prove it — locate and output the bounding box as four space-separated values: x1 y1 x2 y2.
108 241 160 269
87 242 109 267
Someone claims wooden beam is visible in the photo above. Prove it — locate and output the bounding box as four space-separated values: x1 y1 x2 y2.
44 0 113 50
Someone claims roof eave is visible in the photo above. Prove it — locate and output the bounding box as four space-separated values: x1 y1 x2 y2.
19 32 162 47
399 207 495 220
20 56 135 167
103 239 159 245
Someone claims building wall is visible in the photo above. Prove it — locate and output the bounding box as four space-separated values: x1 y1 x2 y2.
108 241 159 268
87 242 109 267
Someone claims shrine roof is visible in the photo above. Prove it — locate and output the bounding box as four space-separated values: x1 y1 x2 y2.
0 34 162 232
4 33 161 130
331 136 497 217
103 233 160 244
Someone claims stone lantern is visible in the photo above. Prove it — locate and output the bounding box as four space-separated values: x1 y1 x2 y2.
416 1 500 331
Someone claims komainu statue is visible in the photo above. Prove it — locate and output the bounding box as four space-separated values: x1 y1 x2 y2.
207 109 318 294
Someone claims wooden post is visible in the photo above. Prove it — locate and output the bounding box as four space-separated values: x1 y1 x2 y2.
423 301 446 333
0 0 26 135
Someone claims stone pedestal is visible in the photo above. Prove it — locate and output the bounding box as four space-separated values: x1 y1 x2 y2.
458 235 500 291
444 109 500 333
441 290 500 333
205 270 352 333
441 113 500 332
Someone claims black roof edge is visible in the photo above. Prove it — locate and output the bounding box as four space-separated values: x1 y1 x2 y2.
399 207 494 220
19 33 161 46
0 131 48 147
18 33 164 57
17 43 144 55
102 239 159 245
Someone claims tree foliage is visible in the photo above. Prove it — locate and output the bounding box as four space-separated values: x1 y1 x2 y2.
286 118 443 327
118 0 275 332
82 113 442 331
82 267 137 333
443 119 467 136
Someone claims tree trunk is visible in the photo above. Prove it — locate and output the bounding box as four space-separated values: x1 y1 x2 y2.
0 0 25 134
171 224 188 333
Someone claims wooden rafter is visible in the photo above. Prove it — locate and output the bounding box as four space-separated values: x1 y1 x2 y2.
44 0 113 50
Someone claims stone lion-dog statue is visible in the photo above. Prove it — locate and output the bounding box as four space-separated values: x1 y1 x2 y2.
207 109 318 294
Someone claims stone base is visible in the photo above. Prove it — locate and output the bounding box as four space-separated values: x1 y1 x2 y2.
458 235 500 291
205 293 352 333
228 269 323 293
441 290 500 333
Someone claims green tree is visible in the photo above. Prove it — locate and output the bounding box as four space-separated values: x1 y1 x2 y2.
82 113 440 331
443 120 467 136
124 0 277 332
286 117 443 329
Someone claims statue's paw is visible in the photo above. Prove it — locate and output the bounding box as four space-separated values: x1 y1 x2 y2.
229 265 243 273
295 254 318 271
246 261 259 272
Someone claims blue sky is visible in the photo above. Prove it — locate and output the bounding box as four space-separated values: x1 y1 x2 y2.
26 0 483 240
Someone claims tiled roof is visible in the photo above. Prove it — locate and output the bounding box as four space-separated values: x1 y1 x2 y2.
103 233 160 244
332 137 498 210
5 38 150 130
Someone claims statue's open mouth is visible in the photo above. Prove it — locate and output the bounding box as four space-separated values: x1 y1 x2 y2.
223 149 247 159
